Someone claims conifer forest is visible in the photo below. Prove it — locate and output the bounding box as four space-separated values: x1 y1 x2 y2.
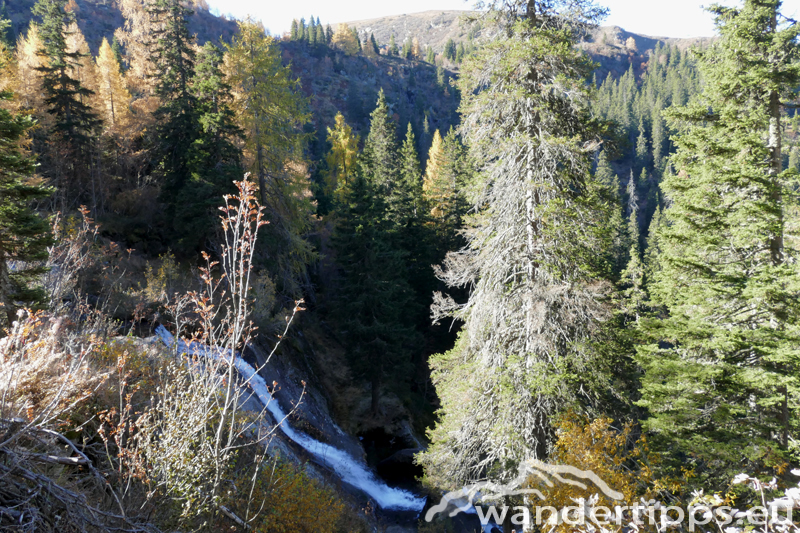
2 0 800 532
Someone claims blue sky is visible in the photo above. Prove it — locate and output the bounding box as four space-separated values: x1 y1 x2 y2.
207 0 800 39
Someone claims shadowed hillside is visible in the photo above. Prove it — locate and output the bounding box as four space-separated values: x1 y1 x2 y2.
5 0 238 53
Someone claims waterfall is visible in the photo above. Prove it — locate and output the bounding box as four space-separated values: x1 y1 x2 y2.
154 326 425 512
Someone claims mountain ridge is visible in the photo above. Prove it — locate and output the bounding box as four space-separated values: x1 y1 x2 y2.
339 10 713 79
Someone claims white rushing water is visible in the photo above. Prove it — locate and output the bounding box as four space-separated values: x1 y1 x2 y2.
154 326 425 512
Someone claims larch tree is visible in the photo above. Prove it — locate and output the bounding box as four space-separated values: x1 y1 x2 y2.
638 0 800 482
225 19 314 296
115 0 158 96
14 26 46 114
331 24 359 55
325 111 359 198
64 22 99 125
94 37 133 130
411 36 422 59
0 91 53 330
418 0 613 490
422 129 445 217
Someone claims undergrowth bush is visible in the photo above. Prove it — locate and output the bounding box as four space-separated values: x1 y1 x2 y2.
0 181 357 532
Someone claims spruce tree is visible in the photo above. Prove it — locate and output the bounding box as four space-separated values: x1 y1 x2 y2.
443 38 456 61
425 46 435 64
0 92 54 330
361 90 398 194
290 19 298 40
650 101 665 171
307 16 316 45
456 42 465 63
0 1 13 50
175 41 243 252
621 201 645 321
148 0 197 227
388 34 397 56
596 150 627 275
639 0 800 482
33 0 100 151
418 0 613 489
331 174 418 414
369 33 379 55
111 35 124 72
316 25 325 47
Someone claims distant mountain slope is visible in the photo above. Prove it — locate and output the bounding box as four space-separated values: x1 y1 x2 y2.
5 0 238 54
581 25 714 80
343 10 482 54
341 10 713 78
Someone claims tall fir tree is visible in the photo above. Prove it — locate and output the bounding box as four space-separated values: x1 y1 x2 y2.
0 91 54 329
175 41 243 251
361 90 399 195
147 0 197 228
33 0 100 207
639 0 800 483
418 0 614 491
331 173 419 414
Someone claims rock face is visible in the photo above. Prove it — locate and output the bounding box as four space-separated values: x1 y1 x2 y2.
244 338 367 463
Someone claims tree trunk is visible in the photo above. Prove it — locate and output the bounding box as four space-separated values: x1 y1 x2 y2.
0 246 15 329
767 87 783 267
767 9 784 267
254 119 267 205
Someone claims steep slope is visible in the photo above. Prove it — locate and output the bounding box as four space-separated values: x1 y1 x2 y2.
5 0 238 53
580 25 714 80
280 39 461 168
